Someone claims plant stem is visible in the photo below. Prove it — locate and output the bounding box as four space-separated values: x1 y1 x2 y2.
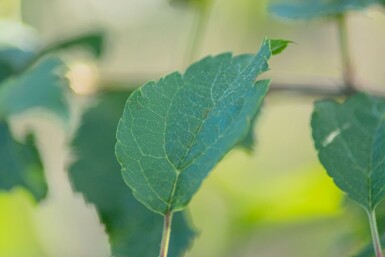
336 14 356 92
159 212 173 257
367 210 384 257
184 4 212 66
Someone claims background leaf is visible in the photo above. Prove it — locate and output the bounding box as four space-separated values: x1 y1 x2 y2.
311 93 385 211
0 121 46 201
0 57 69 122
115 39 276 215
69 91 196 257
39 31 105 58
269 0 384 20
0 47 35 82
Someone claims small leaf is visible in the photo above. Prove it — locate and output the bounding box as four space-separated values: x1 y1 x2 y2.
0 57 69 122
69 91 195 257
269 0 383 20
40 31 105 58
0 121 46 201
270 39 292 55
115 39 282 215
312 93 385 211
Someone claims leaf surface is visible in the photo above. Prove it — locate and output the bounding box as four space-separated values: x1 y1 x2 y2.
312 93 385 211
269 0 383 19
115 39 278 215
0 57 69 121
69 91 195 257
0 121 46 201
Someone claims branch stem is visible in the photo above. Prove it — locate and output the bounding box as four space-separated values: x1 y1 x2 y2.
159 212 173 257
368 210 384 257
336 14 355 92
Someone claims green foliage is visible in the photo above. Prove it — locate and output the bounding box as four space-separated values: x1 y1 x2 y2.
170 0 211 9
39 31 105 58
0 48 34 82
270 39 292 55
69 91 196 257
269 0 384 19
0 122 46 201
312 93 385 211
115 39 283 215
0 57 69 122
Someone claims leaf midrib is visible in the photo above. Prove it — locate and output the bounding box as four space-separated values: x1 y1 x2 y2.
163 57 263 212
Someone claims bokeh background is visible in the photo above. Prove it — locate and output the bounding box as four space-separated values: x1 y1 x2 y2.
1 0 385 256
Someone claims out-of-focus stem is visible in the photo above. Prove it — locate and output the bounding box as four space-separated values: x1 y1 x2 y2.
336 14 356 93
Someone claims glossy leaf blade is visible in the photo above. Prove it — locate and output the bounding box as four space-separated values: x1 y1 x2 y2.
269 0 383 19
69 91 195 257
115 39 276 215
312 93 385 211
0 57 69 121
0 121 46 201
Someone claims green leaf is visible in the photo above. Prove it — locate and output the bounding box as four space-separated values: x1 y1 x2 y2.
39 31 105 58
0 121 46 201
312 93 385 211
0 47 35 82
237 39 290 151
269 0 383 20
115 39 280 215
69 91 196 257
0 57 69 122
270 39 292 55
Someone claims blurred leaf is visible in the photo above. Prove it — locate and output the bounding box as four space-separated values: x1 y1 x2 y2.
170 0 211 9
312 93 385 211
0 47 35 82
115 39 282 215
69 91 196 257
269 0 383 19
40 31 105 58
0 121 46 201
0 57 69 122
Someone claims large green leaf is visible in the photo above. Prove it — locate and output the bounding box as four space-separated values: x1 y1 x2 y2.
115 39 281 215
0 121 46 201
236 40 290 151
69 91 195 257
269 0 383 19
0 57 69 121
312 93 385 211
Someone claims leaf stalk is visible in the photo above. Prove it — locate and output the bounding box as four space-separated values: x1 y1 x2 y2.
159 211 174 257
368 210 384 257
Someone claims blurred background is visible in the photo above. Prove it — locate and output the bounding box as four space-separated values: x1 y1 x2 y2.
1 0 385 256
